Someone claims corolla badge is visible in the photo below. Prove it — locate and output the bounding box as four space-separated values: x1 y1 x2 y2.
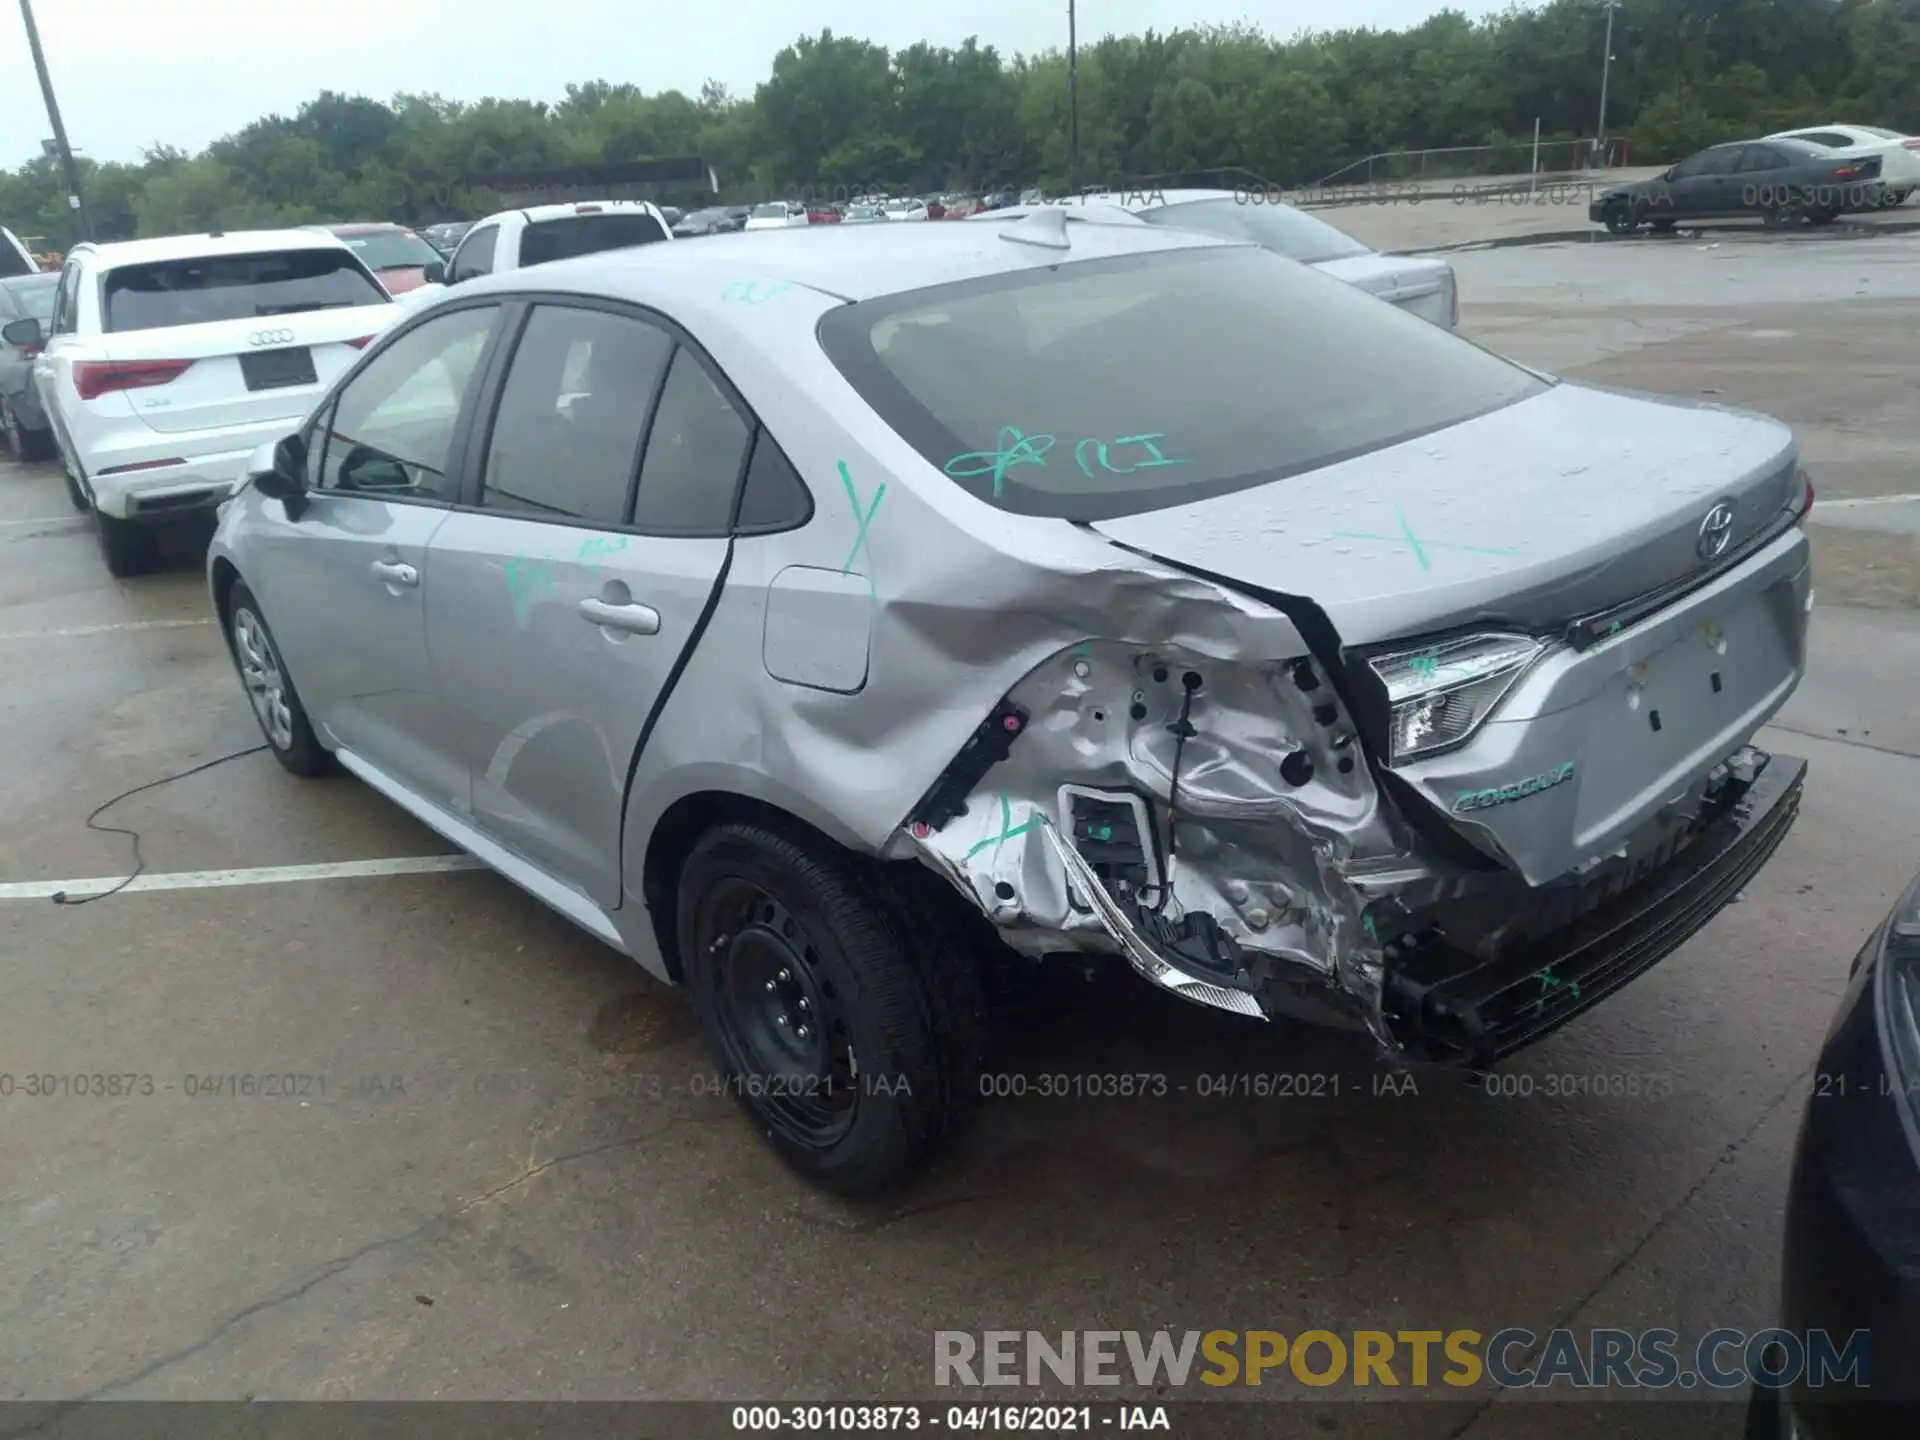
1696 501 1736 562
1454 761 1576 813
249 329 296 347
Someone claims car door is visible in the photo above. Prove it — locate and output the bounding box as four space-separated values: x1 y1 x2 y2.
32 259 84 475
1732 144 1793 214
424 299 748 906
246 302 502 808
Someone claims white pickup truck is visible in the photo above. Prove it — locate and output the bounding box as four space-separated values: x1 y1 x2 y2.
440 201 674 290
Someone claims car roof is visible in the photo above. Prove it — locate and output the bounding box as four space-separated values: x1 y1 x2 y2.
327 222 410 235
455 213 1242 305
75 228 352 267
508 200 667 224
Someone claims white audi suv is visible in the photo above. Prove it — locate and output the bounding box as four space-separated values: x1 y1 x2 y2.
19 229 400 576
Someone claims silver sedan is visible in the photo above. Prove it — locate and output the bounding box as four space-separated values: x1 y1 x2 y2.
208 212 1813 1194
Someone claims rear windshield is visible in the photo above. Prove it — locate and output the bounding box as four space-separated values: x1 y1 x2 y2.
519 213 668 267
102 249 389 333
817 246 1548 521
338 229 441 271
1136 198 1372 264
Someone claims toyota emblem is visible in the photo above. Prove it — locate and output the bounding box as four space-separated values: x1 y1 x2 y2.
248 329 296 347
1696 501 1736 562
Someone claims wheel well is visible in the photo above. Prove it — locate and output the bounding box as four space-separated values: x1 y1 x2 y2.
642 791 858 984
210 557 241 629
639 790 994 985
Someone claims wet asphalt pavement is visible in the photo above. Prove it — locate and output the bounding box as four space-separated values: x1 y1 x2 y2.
1 219 1917 1437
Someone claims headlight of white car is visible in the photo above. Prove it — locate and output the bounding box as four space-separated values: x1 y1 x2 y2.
1368 633 1544 762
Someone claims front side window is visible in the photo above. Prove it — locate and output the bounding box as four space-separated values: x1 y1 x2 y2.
1735 146 1785 173
450 225 498 283
631 347 751 535
518 213 669 267
101 249 389 333
1137 198 1371 264
316 305 497 500
817 246 1548 521
480 305 672 525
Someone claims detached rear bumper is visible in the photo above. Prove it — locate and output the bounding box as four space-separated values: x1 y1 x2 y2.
1382 750 1807 1067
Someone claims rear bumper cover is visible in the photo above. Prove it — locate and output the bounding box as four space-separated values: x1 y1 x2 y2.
1382 749 1806 1066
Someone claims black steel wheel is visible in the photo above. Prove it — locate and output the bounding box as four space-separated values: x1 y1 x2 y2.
677 821 988 1196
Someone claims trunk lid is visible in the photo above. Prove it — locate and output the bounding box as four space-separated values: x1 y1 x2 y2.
1314 253 1456 328
1089 382 1801 648
105 305 395 435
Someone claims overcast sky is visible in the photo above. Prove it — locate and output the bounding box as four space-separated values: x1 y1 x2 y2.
0 0 1506 167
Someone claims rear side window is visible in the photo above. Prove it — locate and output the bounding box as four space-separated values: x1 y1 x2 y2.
480 305 673 524
518 213 669 268
101 249 389 333
817 246 1548 521
631 348 751 535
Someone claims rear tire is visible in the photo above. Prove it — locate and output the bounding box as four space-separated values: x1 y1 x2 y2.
96 512 156 578
0 399 50 463
677 822 988 1196
223 580 330 776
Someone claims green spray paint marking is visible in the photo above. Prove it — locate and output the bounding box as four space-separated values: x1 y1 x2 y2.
504 554 557 627
579 534 629 560
1333 504 1521 571
943 427 1055 498
1523 963 1581 1017
964 791 1048 860
721 279 792 304
838 460 884 598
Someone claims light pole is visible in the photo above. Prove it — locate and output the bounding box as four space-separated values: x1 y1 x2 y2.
1067 0 1079 193
17 0 92 242
1595 0 1621 165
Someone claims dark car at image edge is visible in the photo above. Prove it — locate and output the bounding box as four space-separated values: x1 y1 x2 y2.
1746 867 1920 1438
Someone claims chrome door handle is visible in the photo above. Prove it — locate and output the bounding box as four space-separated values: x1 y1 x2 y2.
370 559 418 588
577 597 660 635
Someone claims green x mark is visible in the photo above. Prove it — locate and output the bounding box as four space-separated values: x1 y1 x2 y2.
838 460 885 598
1333 503 1521 572
1524 963 1582 1017
964 791 1048 860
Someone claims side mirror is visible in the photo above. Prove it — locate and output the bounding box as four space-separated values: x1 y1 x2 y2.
2 316 42 349
422 260 447 285
248 433 309 514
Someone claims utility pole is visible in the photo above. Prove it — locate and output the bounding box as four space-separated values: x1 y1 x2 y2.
1067 0 1079 193
1595 0 1620 166
17 0 92 243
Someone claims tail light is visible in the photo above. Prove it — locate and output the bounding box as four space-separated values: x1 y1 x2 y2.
1835 164 1862 178
72 359 193 401
1902 138 1920 150
1796 469 1815 523
1448 276 1460 328
345 335 375 349
96 457 185 477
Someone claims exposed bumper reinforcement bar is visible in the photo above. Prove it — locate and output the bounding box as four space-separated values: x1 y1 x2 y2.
1382 752 1809 1067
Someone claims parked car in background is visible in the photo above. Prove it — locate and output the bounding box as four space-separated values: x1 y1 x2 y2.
1764 122 1920 205
979 190 1017 211
1745 864 1920 1437
843 203 886 224
443 201 673 286
20 229 400 574
923 197 947 220
942 196 982 219
0 272 57 460
883 198 930 222
209 217 1810 1195
420 221 473 256
658 206 685 227
0 226 41 277
1591 137 1888 231
319 223 448 295
806 203 843 224
672 207 738 238
746 202 810 231
724 206 753 229
976 193 1460 329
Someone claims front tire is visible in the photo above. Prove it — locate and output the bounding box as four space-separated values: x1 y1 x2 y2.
677 821 988 1196
96 512 156 577
1602 202 1638 234
224 580 330 776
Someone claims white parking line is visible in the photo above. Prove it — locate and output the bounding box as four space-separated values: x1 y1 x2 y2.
1817 493 1920 508
0 853 486 901
0 618 213 640
0 516 82 529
